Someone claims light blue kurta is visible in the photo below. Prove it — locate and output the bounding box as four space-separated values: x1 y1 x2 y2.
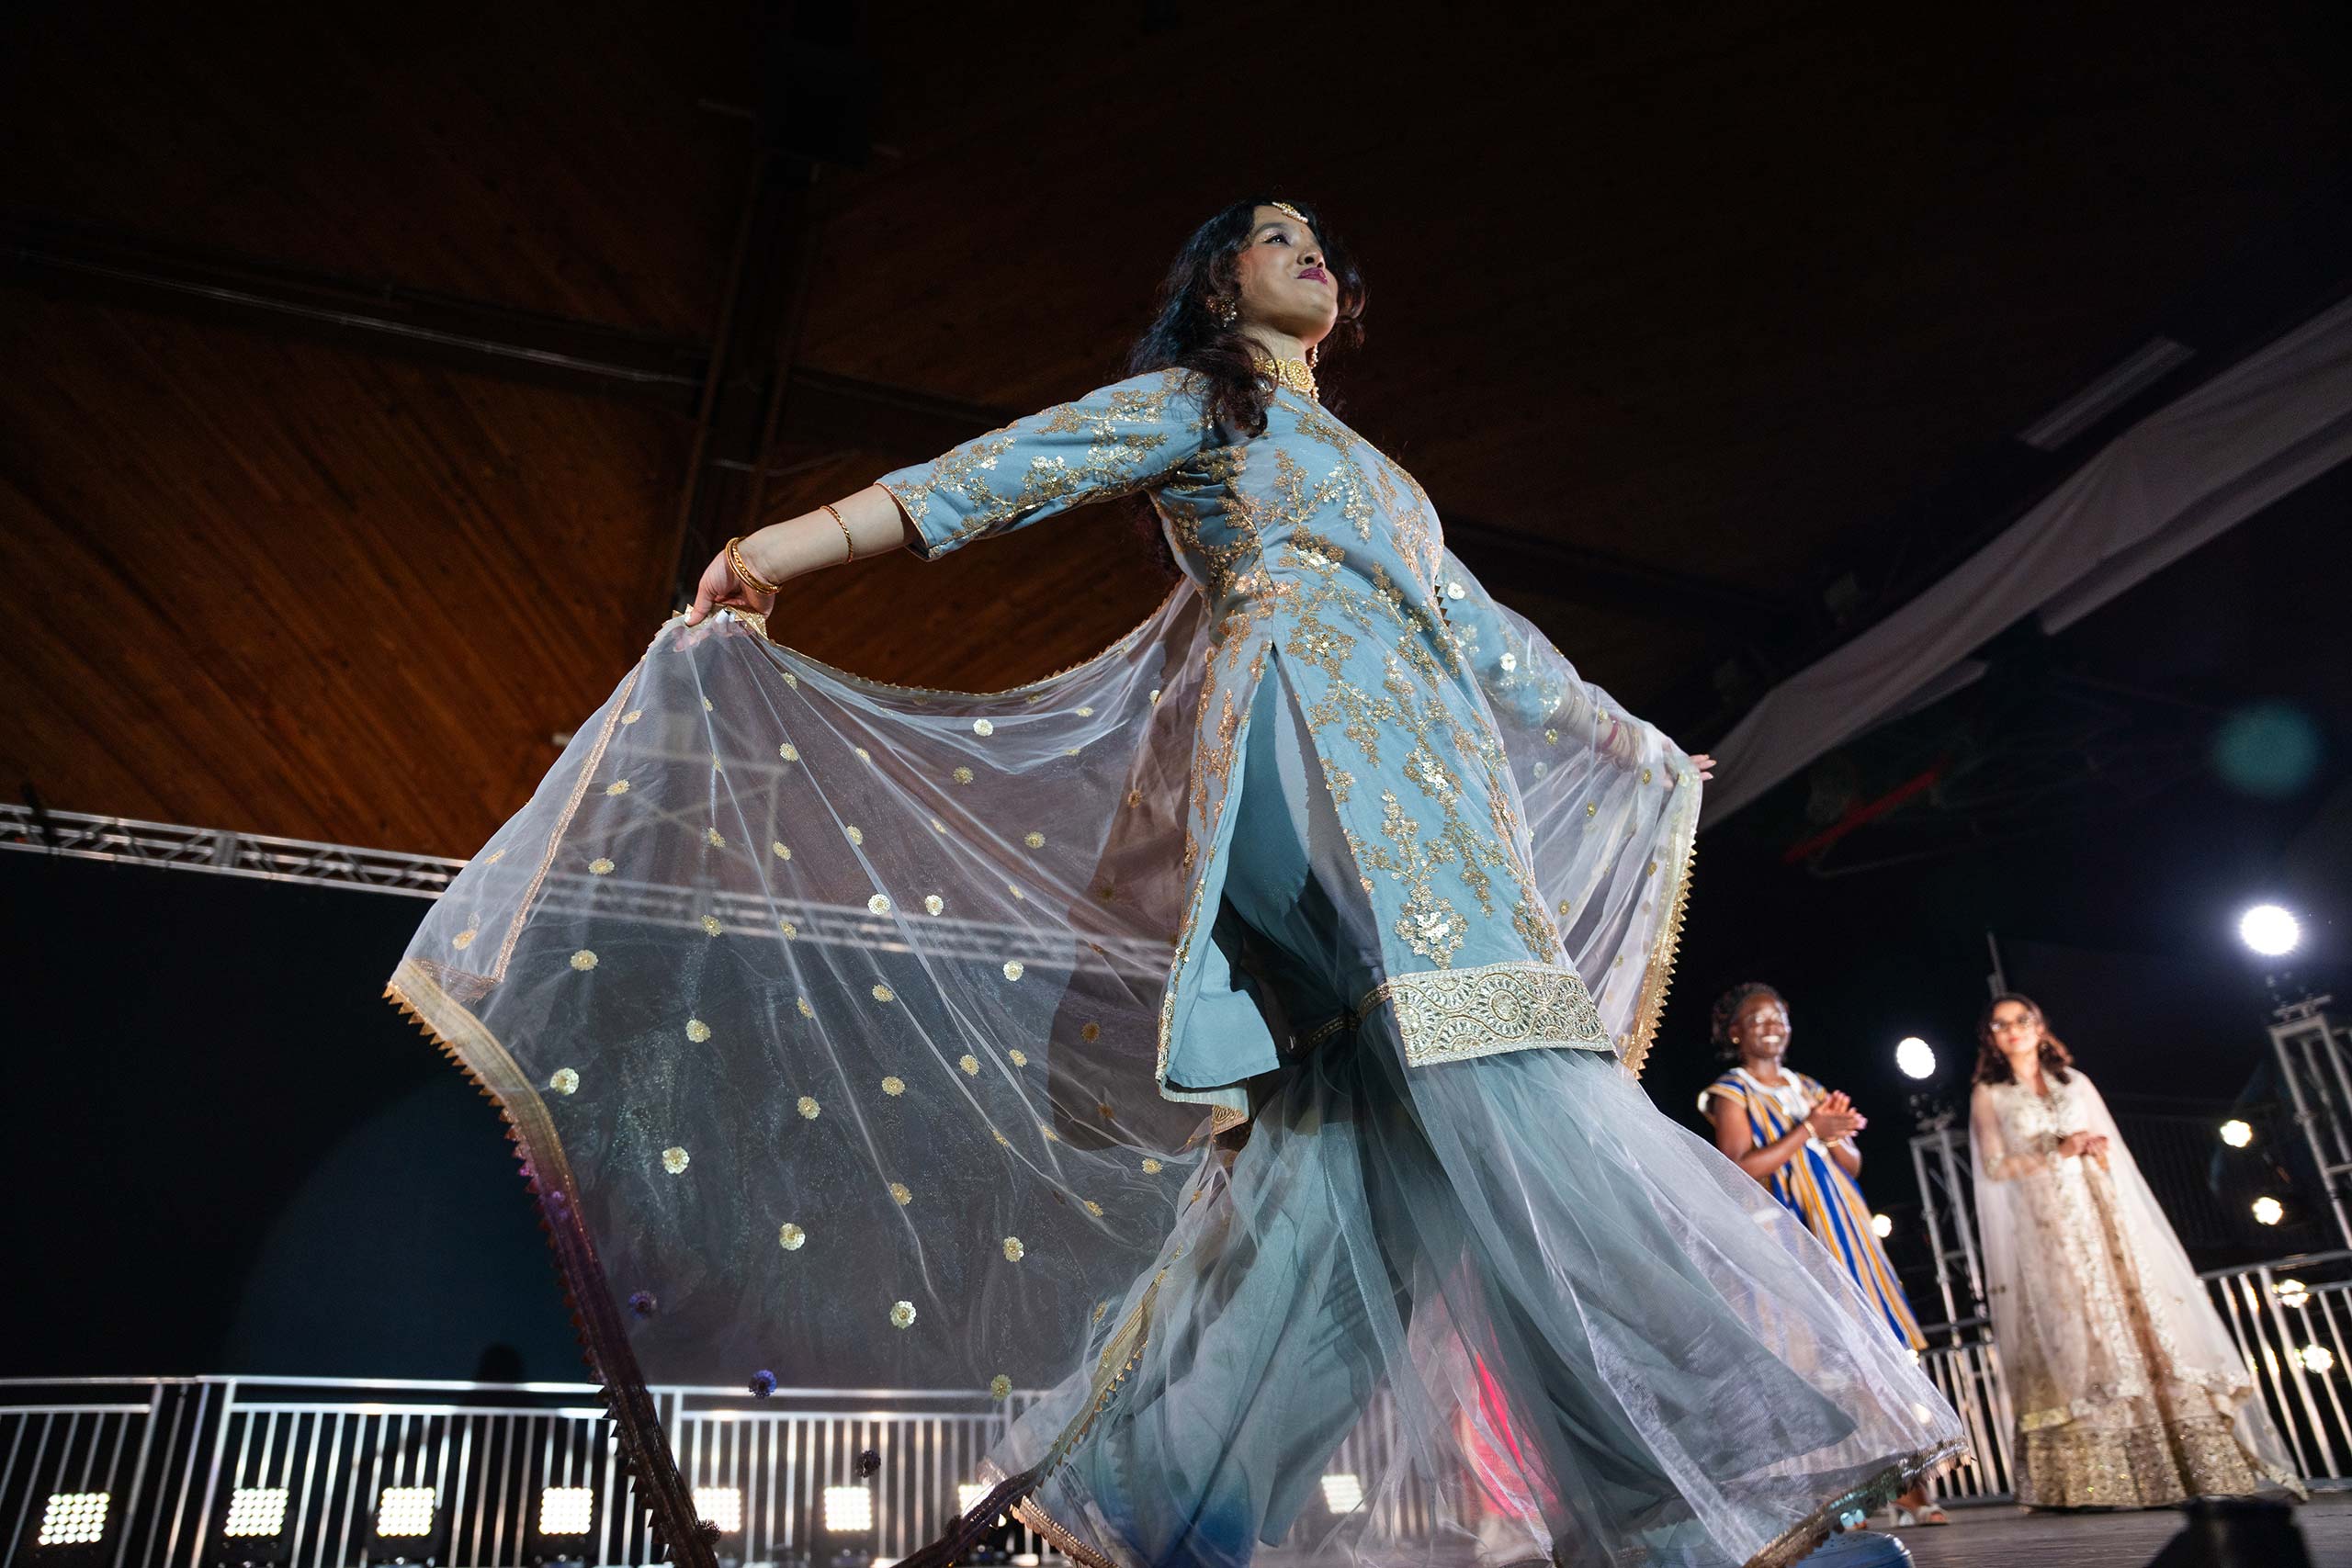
880 368 1655 1126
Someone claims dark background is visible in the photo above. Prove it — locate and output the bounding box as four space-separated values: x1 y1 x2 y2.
3 0 2348 1380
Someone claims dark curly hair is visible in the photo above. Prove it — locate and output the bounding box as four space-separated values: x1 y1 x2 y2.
1973 991 2075 1086
1120 197 1367 570
1710 982 1786 1061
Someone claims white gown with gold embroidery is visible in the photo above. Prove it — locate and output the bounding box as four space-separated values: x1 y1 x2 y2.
1972 1070 2299 1507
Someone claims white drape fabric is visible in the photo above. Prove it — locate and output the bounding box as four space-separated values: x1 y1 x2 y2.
1705 295 2352 825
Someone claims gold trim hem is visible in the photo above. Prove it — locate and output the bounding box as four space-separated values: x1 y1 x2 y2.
1746 1438 1967 1568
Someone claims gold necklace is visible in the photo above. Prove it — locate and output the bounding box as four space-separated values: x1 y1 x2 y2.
1262 354 1318 400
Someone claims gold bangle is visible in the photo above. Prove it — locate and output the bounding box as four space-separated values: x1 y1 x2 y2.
821 502 854 562
725 536 784 597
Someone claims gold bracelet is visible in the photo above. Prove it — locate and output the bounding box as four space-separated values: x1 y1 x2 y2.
725 536 784 597
820 502 854 562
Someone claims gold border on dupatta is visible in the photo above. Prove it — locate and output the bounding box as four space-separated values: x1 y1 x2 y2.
1622 783 1701 1081
383 959 716 1568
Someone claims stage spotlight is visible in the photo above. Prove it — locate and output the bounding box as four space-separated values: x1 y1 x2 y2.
1871 1213 1894 1239
2220 1119 2255 1148
223 1486 289 1539
1894 1037 1936 1080
36 1493 109 1547
2278 1278 2311 1309
693 1487 742 1535
374 1487 436 1538
538 1486 594 1536
2301 1344 2335 1376
2238 905 2301 957
2253 1196 2285 1226
1319 1472 1364 1514
823 1484 874 1533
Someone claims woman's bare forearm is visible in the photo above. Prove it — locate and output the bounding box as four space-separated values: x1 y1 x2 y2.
741 486 917 585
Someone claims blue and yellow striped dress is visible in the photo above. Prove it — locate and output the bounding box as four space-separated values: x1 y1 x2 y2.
1700 1066 1926 1351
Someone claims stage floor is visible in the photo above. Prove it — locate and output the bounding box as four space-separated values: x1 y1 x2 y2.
1899 1492 2351 1567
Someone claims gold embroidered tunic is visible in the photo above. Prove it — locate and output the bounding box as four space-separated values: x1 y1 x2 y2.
880 367 1700 1126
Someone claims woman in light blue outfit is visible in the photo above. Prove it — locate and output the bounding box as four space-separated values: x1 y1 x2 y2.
398 197 1958 1568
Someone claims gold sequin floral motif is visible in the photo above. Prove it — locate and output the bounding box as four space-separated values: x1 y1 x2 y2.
1002 961 1025 981
605 780 631 796
621 710 643 725
889 1300 917 1328
872 984 897 1003
868 894 891 915
685 1018 712 1043
846 825 865 845
780 743 799 761
452 929 478 950
772 840 791 860
1080 1022 1101 1042
1001 1236 1025 1261
779 919 797 939
662 1146 690 1175
959 1055 980 1076
1023 831 1046 849
924 894 944 915
972 718 994 736
881 1075 906 1096
706 828 726 848
1141 1157 1162 1174
570 950 598 971
796 997 815 1019
589 857 615 875
549 1068 580 1095
778 1223 806 1250
953 766 974 784
889 1181 912 1205
797 1096 820 1119
989 1374 1012 1400
702 915 723 936
1009 1049 1029 1067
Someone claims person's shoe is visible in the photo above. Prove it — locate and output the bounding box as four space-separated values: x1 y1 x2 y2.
1799 1527 1913 1566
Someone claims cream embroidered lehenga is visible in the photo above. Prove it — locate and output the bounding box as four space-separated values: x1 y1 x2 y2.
1972 1070 2300 1507
389 363 1962 1568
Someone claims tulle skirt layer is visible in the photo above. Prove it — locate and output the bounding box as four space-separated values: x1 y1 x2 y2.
979 671 1963 1568
992 1026 1962 1568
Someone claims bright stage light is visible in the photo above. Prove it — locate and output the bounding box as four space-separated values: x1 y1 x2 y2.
376 1487 437 1538
2278 1278 2311 1309
694 1487 742 1534
2301 1345 2336 1376
1319 1472 1364 1514
1894 1037 1936 1080
823 1484 874 1533
37 1493 109 1547
1871 1213 1894 1239
538 1486 594 1536
2220 1119 2255 1148
2239 904 2301 957
224 1486 290 1538
2253 1196 2286 1226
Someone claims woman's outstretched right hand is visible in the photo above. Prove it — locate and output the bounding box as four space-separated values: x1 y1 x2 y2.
684 545 775 627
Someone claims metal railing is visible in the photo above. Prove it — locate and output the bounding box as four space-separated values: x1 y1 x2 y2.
6 1255 2345 1562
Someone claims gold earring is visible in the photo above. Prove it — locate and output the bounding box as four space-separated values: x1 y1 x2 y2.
1209 294 1238 325
1306 343 1320 368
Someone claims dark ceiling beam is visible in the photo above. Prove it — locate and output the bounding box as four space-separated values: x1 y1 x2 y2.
0 212 710 412
0 214 1781 626
0 212 1013 460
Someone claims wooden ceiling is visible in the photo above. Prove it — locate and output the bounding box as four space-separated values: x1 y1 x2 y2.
1 0 2345 856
